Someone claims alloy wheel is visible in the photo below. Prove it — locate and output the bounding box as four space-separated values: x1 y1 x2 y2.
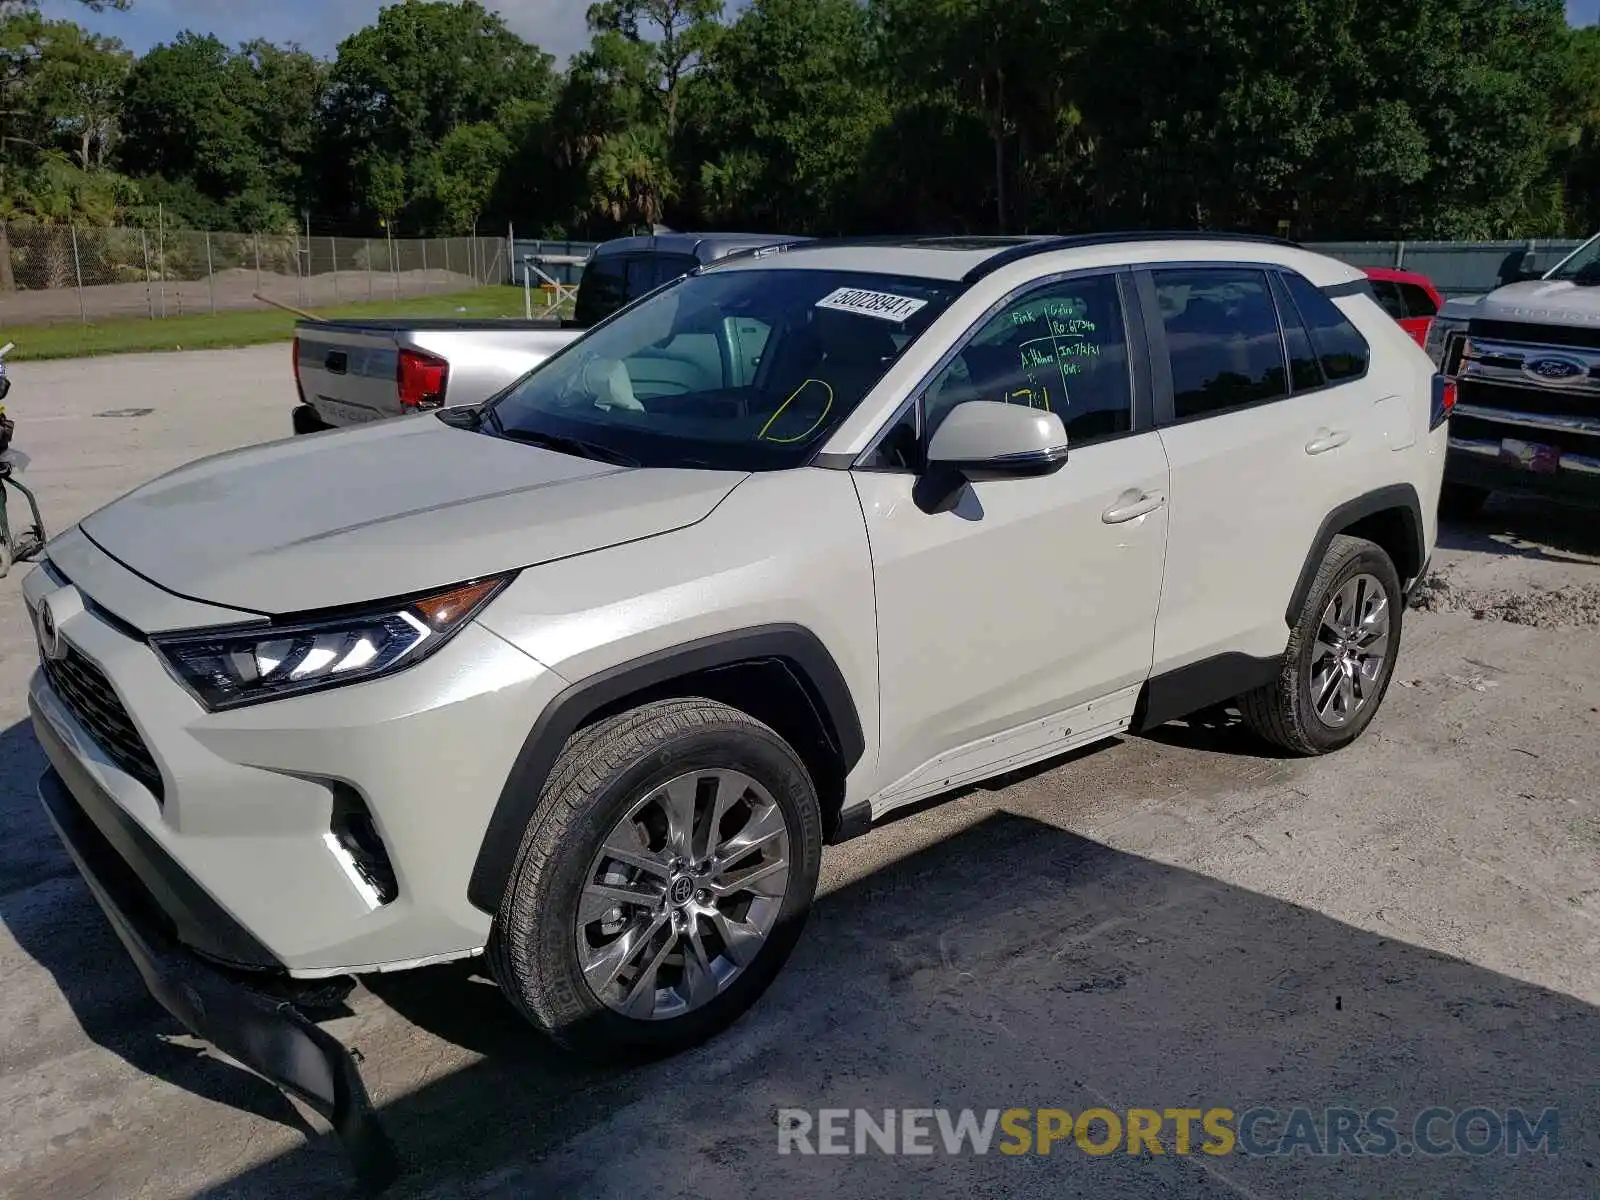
575 769 792 1021
1309 572 1391 729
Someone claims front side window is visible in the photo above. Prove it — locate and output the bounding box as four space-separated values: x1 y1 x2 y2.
926 273 1133 443
486 268 959 470
1153 268 1288 420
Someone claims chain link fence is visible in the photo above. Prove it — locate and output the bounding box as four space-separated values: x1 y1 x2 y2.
0 224 510 326
3 226 1590 325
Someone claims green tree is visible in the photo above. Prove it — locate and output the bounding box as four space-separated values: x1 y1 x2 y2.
419 122 511 233
683 0 889 232
32 20 130 169
118 34 260 202
320 0 553 231
586 122 676 226
586 0 723 138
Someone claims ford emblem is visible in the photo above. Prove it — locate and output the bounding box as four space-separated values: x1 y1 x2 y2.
1522 355 1588 384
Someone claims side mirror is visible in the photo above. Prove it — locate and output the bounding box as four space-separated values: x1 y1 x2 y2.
1497 249 1537 286
925 400 1069 481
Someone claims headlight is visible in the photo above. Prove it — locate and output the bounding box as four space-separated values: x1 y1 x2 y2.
152 575 512 711
1424 315 1468 368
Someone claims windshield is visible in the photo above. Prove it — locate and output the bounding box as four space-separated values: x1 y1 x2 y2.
1544 233 1600 284
482 267 961 470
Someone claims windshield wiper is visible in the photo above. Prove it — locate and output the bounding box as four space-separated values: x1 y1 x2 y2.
495 426 640 467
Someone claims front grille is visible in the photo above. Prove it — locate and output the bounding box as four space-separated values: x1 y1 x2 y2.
1458 378 1600 423
41 645 165 801
1451 411 1599 457
1468 319 1600 349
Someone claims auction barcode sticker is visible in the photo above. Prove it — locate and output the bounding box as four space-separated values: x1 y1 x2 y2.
816 287 929 323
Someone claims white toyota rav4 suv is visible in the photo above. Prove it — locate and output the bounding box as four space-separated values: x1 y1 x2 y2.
24 233 1447 1180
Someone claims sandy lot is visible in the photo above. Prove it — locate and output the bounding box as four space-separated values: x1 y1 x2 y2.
0 347 1596 1199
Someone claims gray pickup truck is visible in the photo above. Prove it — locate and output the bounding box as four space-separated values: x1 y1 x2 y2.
291 231 806 434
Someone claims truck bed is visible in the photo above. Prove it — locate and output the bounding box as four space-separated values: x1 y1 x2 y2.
302 317 578 333
293 317 585 430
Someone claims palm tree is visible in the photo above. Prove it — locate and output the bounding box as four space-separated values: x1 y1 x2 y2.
585 125 677 227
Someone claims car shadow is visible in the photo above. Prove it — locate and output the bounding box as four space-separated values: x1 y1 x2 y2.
1138 703 1306 760
212 814 1593 1199
1436 494 1600 564
7 709 1597 1200
0 717 328 1140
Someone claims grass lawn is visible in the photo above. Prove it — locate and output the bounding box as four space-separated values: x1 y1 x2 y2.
1 286 545 361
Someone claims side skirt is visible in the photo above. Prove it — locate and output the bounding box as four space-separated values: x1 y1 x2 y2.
867 685 1142 823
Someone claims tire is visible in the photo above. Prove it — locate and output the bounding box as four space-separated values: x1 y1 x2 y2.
1240 534 1403 756
1438 481 1489 519
488 697 823 1061
292 405 330 435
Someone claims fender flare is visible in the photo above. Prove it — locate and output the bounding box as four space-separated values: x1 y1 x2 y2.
466 623 866 913
1285 483 1425 626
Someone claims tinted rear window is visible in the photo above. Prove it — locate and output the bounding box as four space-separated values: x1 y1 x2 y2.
577 251 706 326
575 255 628 325
1282 273 1370 383
1400 282 1438 319
1153 268 1289 419
1270 273 1325 392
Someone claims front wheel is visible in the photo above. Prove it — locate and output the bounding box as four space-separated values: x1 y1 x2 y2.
488 698 823 1061
1240 534 1403 756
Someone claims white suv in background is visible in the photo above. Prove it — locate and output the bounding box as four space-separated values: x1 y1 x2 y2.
24 233 1446 1182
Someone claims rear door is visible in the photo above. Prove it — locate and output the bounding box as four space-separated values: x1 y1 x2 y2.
294 325 400 427
1142 265 1374 673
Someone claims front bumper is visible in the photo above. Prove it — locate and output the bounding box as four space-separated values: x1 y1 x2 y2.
23 541 567 976
37 763 399 1190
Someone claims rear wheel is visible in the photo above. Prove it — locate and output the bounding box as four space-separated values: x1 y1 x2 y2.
488 698 822 1061
292 405 330 435
1240 534 1402 756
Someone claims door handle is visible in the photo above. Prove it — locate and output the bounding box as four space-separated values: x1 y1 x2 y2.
1102 490 1167 524
325 351 348 375
1305 428 1351 455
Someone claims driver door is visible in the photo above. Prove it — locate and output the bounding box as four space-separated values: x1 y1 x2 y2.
852 270 1171 810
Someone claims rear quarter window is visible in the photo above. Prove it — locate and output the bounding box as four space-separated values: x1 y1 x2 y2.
1369 279 1407 321
1281 273 1371 383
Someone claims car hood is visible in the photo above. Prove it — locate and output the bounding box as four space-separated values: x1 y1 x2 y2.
1471 279 1600 328
79 416 746 616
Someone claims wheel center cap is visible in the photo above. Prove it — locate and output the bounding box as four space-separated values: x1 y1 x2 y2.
669 875 696 907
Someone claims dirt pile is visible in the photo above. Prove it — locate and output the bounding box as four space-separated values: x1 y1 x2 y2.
1410 570 1600 628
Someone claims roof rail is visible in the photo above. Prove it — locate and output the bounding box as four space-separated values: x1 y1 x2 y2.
960 231 1305 283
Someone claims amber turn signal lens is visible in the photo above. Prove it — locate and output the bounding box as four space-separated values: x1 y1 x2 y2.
413 578 504 630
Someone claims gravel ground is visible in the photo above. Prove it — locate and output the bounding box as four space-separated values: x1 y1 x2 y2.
0 349 1596 1199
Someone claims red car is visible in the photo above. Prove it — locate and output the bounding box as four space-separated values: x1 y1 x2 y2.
1364 267 1442 347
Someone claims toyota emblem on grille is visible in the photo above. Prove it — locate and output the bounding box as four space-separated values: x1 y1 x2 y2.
1522 355 1588 384
36 595 64 660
